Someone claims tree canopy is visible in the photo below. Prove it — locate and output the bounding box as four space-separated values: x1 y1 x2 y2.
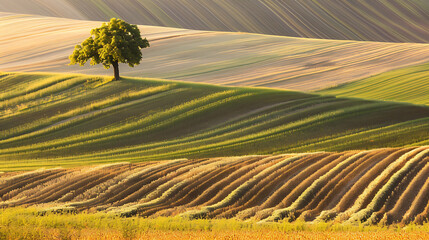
69 18 150 80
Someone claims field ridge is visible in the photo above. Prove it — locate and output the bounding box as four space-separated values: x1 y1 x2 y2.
318 63 429 105
3 72 429 171
1 147 429 225
2 13 429 91
0 0 428 43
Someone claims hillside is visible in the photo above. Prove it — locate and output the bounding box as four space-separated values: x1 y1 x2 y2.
2 72 429 171
2 147 429 225
2 14 429 91
319 63 429 105
0 0 428 43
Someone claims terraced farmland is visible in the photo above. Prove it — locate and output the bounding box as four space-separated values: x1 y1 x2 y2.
2 72 429 171
2 147 429 225
3 14 429 91
319 63 429 105
1 0 428 43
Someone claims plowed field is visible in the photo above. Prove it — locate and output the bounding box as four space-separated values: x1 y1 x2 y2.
2 147 428 225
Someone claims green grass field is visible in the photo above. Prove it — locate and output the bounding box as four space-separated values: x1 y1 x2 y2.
318 63 429 105
2 72 429 171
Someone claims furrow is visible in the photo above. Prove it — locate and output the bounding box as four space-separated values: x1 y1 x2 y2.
301 149 396 221
266 151 370 222
347 147 429 224
216 153 330 219
382 159 429 224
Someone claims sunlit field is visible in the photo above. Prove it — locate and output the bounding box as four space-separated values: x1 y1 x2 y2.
1 0 428 43
3 73 429 171
1 1 429 239
319 63 429 105
2 147 429 226
3 13 429 91
1 208 429 240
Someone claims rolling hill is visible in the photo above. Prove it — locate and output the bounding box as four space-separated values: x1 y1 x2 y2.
2 147 429 225
2 13 429 91
1 1 429 232
2 72 429 171
319 63 429 105
2 0 429 236
0 0 428 42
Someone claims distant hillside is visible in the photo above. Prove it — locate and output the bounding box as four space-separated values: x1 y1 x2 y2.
2 147 429 225
2 14 429 91
2 72 429 171
0 0 428 42
319 63 429 105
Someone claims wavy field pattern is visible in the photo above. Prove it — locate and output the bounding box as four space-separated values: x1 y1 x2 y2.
2 14 429 91
0 0 428 42
319 63 429 105
1 147 428 225
2 73 429 171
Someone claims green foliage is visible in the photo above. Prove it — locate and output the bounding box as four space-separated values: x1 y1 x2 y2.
69 18 149 78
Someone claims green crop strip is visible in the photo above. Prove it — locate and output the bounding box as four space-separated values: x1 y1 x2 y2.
1 72 429 171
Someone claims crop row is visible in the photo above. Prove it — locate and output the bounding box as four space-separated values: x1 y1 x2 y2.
3 73 429 171
2 0 428 42
1 147 428 225
3 13 429 92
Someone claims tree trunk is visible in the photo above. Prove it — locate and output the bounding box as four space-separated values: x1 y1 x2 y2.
112 61 120 80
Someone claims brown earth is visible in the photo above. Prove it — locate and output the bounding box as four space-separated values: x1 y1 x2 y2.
2 147 428 225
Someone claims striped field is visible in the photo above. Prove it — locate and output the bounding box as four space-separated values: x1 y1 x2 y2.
2 1 429 237
2 72 429 171
2 13 429 91
2 147 429 225
319 63 429 105
0 0 428 42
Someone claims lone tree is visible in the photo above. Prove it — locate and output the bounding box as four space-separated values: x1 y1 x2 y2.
69 18 150 80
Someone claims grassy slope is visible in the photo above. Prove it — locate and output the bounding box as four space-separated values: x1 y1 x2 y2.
2 72 429 171
2 14 429 91
318 63 429 105
0 0 428 43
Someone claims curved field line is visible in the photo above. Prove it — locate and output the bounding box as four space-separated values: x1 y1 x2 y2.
347 147 429 224
382 160 429 224
2 148 429 225
300 149 396 221
180 154 308 219
217 153 331 219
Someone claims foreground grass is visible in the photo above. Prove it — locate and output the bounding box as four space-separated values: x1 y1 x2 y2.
2 72 429 171
1 208 429 240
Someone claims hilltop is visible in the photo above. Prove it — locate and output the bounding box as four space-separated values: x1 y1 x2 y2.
0 0 428 42
2 13 429 91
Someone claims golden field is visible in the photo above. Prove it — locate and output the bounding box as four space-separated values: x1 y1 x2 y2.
2 147 429 225
1 208 429 240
